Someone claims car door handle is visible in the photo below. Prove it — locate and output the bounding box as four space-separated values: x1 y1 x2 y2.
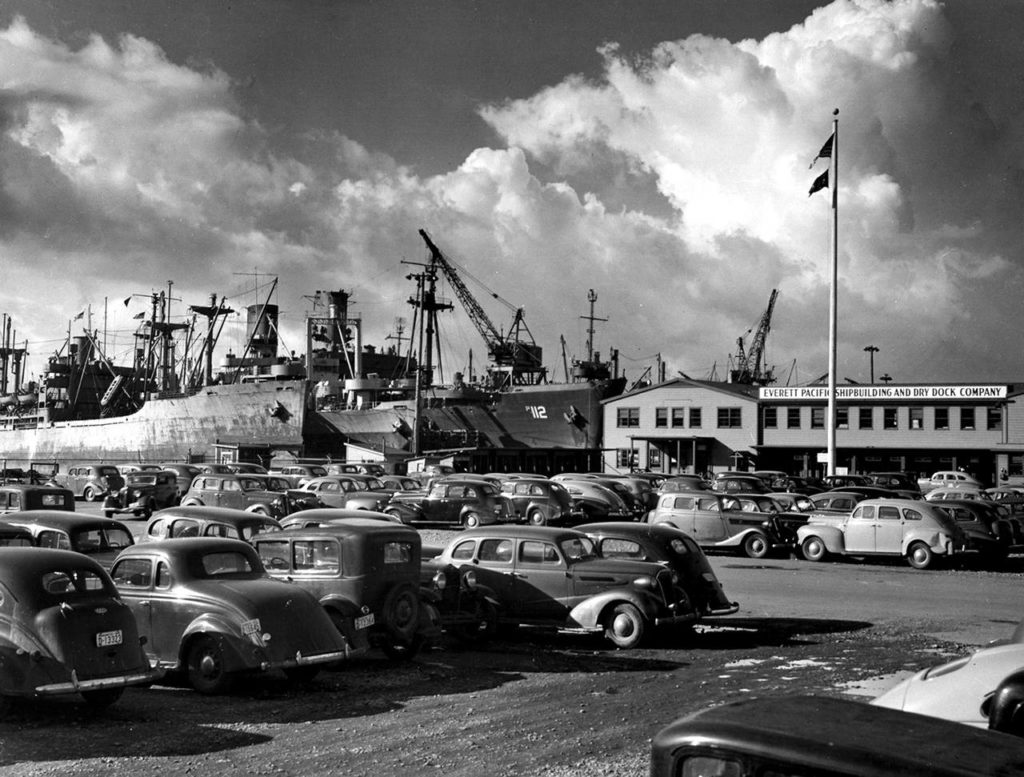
138 600 151 607
512 572 527 578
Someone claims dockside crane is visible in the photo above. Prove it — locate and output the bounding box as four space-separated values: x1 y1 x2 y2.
729 288 779 385
418 229 546 387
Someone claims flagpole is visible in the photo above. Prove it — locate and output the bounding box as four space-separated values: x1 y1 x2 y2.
826 109 839 477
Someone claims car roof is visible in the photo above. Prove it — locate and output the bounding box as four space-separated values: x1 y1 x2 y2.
150 506 282 525
117 536 257 557
256 519 418 541
454 525 590 542
0 546 108 581
5 510 131 531
652 695 1024 777
0 483 71 493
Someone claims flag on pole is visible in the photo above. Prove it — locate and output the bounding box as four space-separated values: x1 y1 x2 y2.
809 133 834 168
123 296 132 307
133 312 146 320
808 170 828 197
73 310 85 320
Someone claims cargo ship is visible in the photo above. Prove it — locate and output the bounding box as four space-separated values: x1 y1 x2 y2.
0 231 623 471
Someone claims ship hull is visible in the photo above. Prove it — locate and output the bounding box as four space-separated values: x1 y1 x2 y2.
312 380 622 452
0 382 306 466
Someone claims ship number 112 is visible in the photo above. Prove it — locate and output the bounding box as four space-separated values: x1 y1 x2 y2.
526 406 547 419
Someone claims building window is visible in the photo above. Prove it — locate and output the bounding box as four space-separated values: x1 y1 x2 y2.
836 407 848 429
616 407 640 428
859 407 873 429
787 407 801 429
763 407 777 428
672 408 686 428
717 407 742 428
811 407 825 429
910 407 923 430
648 448 662 469
616 449 637 468
884 408 898 430
655 408 668 428
688 408 701 428
988 406 1003 431
960 407 975 430
934 407 949 430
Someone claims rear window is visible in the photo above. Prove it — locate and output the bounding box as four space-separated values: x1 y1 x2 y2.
200 551 257 576
98 467 120 477
40 568 110 597
384 541 414 564
71 526 133 553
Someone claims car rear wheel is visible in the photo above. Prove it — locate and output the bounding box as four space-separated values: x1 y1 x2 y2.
463 512 481 529
380 584 421 660
604 602 645 649
528 509 546 526
83 486 97 501
906 541 935 570
801 536 828 562
187 636 233 694
742 531 769 559
81 687 124 709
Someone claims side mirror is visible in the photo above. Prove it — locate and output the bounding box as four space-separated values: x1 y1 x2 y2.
987 669 1024 737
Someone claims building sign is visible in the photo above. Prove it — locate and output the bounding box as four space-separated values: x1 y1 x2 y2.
759 385 1007 402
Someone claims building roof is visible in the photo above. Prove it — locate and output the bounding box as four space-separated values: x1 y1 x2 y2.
603 377 761 405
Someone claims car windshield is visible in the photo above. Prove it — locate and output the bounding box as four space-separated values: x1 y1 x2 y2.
98 467 120 477
559 536 596 561
199 551 258 577
128 474 157 485
309 466 328 477
363 478 387 491
480 484 500 496
266 477 291 491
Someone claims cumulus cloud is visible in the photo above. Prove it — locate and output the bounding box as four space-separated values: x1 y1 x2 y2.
0 1 1021 387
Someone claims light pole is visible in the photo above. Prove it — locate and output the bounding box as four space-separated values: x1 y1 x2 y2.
880 373 893 384
863 345 879 383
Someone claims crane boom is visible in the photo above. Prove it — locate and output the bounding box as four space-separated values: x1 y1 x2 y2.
418 229 545 385
729 288 778 384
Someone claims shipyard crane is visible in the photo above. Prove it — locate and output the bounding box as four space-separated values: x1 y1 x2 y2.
729 288 779 385
418 229 546 386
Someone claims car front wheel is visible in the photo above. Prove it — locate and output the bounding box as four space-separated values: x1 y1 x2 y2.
906 541 935 570
604 602 646 649
83 486 97 501
187 636 233 694
742 531 770 559
463 512 481 529
528 509 546 526
801 536 828 562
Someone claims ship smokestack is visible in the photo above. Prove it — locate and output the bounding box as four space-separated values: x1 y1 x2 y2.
247 303 278 360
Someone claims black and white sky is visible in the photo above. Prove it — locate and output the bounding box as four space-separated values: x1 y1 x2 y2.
0 0 1021 386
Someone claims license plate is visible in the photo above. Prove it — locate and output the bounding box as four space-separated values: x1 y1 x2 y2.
95 630 122 647
241 618 262 637
355 613 375 630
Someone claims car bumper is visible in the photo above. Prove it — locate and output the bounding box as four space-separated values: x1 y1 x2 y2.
258 645 357 672
653 610 701 627
702 601 741 617
36 666 164 696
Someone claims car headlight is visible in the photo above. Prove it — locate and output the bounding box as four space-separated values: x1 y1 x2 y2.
432 570 447 590
462 569 478 591
632 575 655 589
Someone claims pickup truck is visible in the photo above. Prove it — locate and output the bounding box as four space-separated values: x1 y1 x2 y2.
646 491 795 559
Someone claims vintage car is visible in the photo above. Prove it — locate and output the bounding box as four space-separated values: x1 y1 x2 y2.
711 474 770 495
926 486 990 502
932 499 1024 559
866 471 923 495
0 483 75 513
379 475 424 493
157 463 203 500
180 472 307 518
0 547 162 715
820 473 872 490
796 498 992 569
919 470 987 494
384 478 513 529
768 492 816 513
559 480 633 523
577 522 738 619
5 511 134 569
244 474 323 512
0 521 33 546
267 463 329 488
53 464 125 501
872 639 1024 730
299 475 395 512
774 476 825 495
141 506 282 544
253 520 442 659
325 461 386 477
650 695 1024 777
109 538 352 693
431 525 702 648
552 474 646 518
118 463 166 476
499 478 577 526
103 470 180 519
647 491 794 559
657 475 712 494
227 462 268 475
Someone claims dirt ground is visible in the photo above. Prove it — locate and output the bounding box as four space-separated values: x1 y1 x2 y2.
0 614 967 777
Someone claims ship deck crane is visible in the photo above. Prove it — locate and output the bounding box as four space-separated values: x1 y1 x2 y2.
418 229 546 387
729 288 779 385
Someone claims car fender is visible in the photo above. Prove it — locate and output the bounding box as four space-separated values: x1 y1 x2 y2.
797 524 845 553
385 501 422 520
900 529 951 554
566 588 660 630
179 615 259 673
